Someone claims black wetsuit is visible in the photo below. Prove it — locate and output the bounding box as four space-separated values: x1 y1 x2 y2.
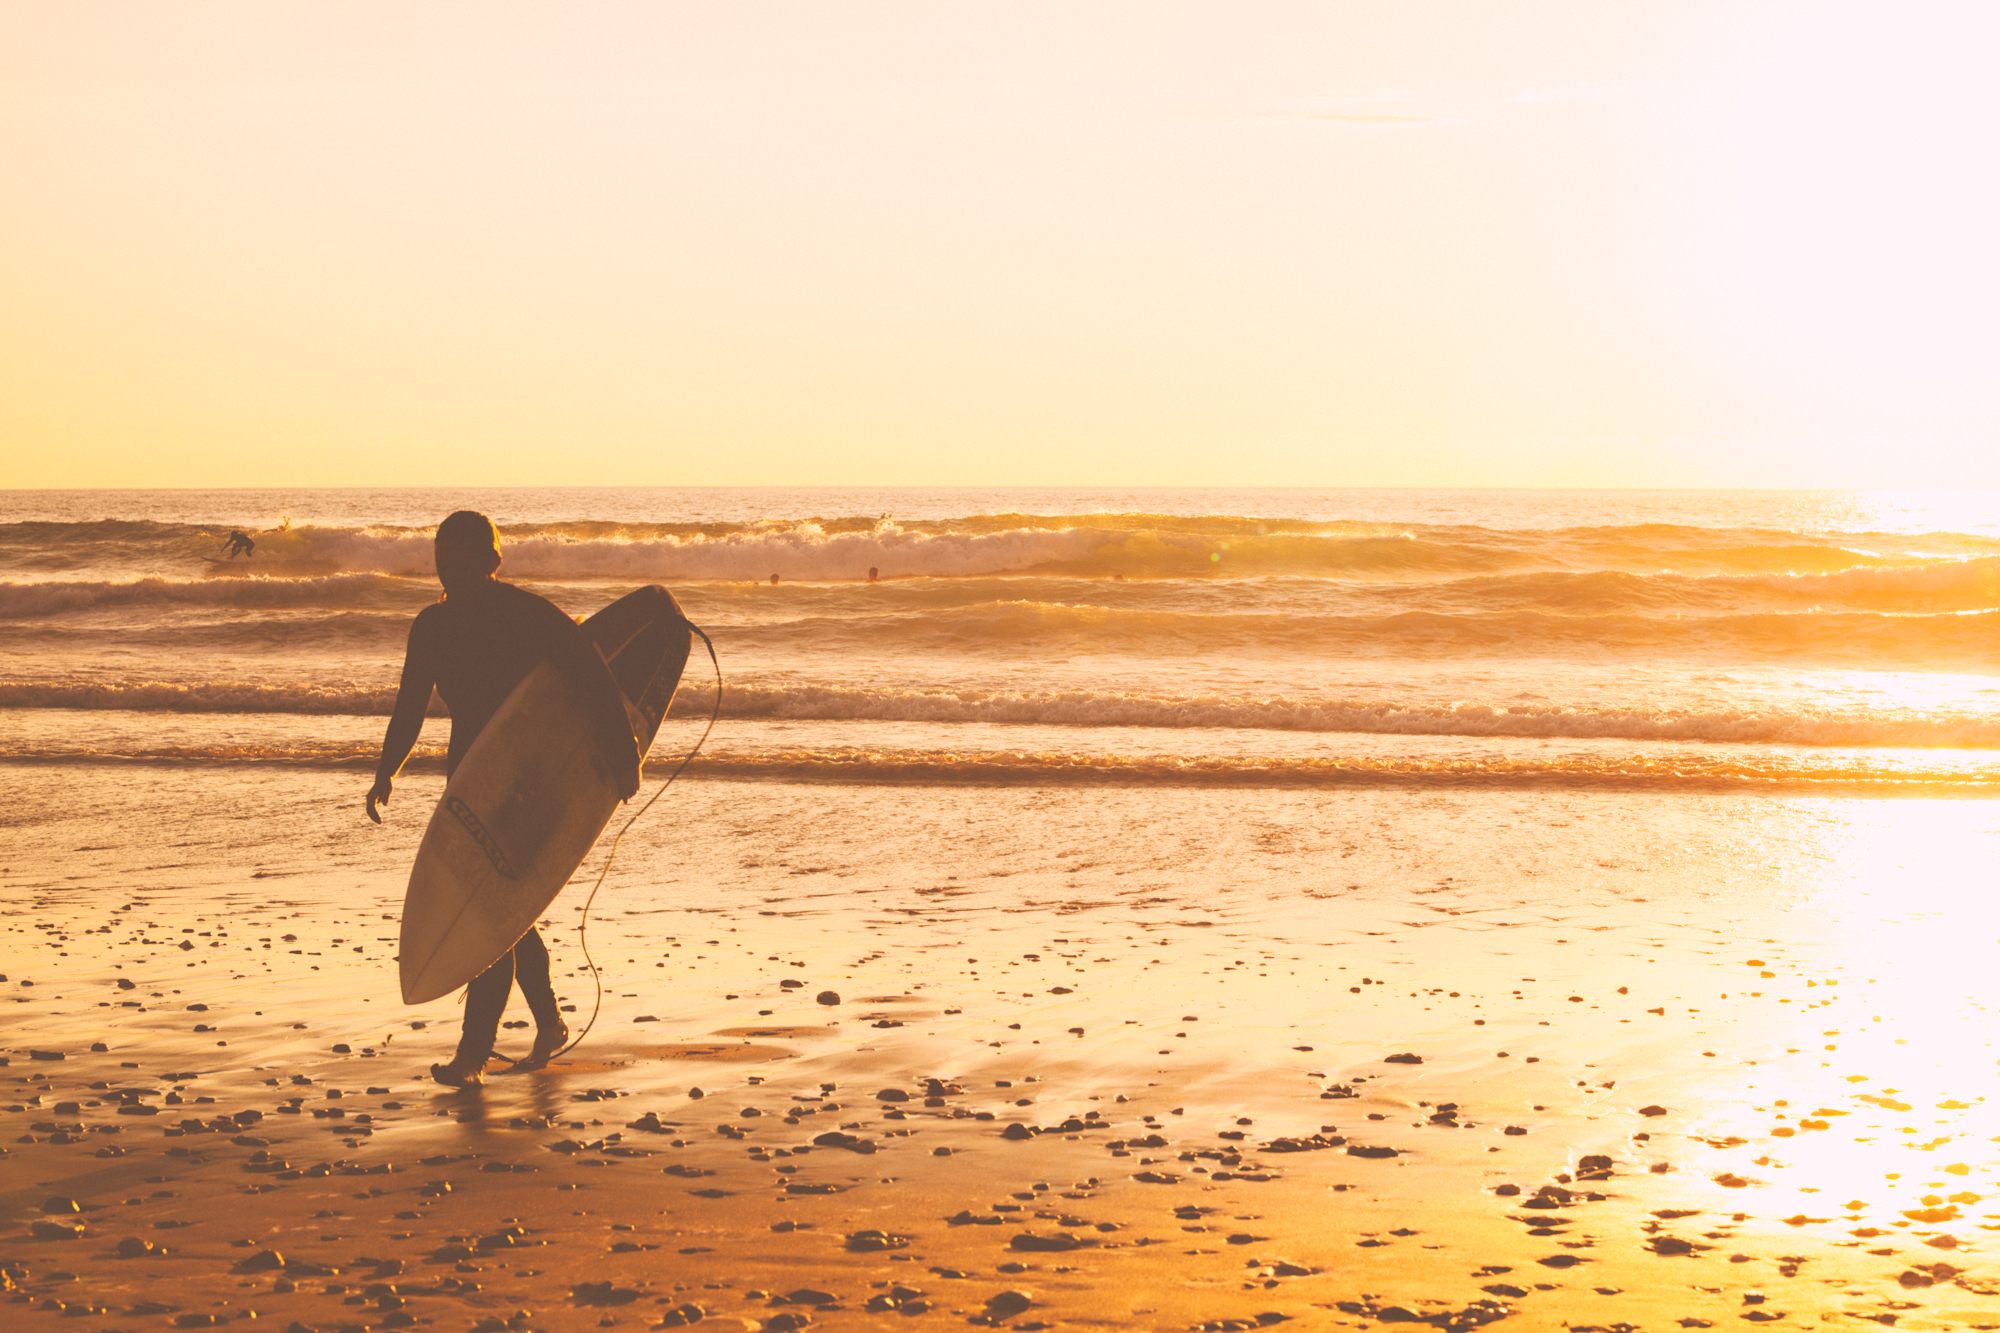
382 580 636 1064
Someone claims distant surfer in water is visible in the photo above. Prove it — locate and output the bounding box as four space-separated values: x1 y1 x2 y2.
221 530 255 559
366 510 642 1087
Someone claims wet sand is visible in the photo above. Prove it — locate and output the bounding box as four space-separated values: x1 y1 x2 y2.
6 768 2000 1331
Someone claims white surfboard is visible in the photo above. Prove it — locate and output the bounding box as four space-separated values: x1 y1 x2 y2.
398 587 692 1006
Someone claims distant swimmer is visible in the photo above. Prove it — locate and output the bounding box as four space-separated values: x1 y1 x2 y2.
868 567 879 582
770 573 780 585
221 530 255 559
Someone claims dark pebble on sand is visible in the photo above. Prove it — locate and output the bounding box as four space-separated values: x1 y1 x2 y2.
816 991 840 1006
236 1250 285 1273
1002 1123 1035 1141
42 1197 79 1215
779 979 805 990
31 1221 83 1240
876 1088 909 1102
1384 1053 1423 1064
116 1237 155 1258
29 1050 65 1061
846 1230 910 1253
1639 1105 1669 1117
986 1291 1035 1317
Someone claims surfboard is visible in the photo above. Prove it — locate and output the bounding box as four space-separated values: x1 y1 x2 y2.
397 585 693 1006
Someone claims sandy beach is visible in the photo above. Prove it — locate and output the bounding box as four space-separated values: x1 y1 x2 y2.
9 765 2000 1332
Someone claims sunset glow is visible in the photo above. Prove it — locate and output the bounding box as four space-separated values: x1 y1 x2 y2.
6 2 1998 488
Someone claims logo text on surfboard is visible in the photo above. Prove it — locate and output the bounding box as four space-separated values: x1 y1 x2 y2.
447 795 517 881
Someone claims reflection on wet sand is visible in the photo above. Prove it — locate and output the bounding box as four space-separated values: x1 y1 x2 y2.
5 771 2000 1329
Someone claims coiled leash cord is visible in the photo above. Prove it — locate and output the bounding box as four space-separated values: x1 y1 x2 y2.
545 624 720 1064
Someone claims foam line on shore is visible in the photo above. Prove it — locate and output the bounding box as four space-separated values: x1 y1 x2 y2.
9 677 2000 748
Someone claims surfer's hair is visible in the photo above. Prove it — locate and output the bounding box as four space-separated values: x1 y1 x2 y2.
436 510 501 554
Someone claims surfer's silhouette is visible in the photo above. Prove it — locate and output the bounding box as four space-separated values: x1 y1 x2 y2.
366 510 642 1087
221 530 255 559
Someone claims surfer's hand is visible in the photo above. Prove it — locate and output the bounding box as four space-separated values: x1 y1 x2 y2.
366 776 392 823
616 758 641 802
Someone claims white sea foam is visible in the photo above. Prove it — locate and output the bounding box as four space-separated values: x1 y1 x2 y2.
8 676 1998 749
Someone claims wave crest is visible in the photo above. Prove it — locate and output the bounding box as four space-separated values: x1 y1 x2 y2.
8 676 1999 748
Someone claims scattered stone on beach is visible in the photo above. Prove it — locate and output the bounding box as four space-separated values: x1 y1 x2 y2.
846 1230 910 1252
876 1088 909 1102
1384 1053 1423 1064
986 1290 1034 1317
815 991 840 1005
1639 1104 1669 1117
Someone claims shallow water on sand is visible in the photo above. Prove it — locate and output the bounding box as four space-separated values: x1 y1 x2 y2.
7 769 2000 1330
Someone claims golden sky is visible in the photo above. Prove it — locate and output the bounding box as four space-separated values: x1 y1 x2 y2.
3 1 1997 489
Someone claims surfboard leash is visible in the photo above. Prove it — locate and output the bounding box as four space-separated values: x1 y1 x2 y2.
546 622 721 1065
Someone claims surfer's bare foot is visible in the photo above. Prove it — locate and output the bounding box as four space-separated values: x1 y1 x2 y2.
523 1022 569 1068
430 1056 487 1088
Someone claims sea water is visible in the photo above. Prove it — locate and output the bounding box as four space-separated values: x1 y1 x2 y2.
3 487 1998 791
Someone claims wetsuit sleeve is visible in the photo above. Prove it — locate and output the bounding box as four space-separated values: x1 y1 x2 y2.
375 607 441 784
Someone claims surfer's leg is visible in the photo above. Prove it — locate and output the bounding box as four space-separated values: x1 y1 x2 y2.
434 949 513 1085
515 928 570 1064
514 929 561 1028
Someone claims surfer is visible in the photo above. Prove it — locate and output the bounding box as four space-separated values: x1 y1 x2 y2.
365 509 643 1087
221 530 255 559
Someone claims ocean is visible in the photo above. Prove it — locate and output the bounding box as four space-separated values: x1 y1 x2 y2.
4 486 1998 792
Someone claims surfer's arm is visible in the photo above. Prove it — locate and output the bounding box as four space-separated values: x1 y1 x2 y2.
367 618 440 823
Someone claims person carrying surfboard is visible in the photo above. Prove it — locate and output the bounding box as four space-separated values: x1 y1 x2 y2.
366 509 643 1087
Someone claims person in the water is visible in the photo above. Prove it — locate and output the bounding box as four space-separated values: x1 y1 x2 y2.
366 510 641 1087
221 530 255 559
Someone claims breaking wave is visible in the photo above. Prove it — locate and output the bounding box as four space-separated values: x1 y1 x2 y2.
3 739 1996 793
8 678 2000 748
8 513 2000 586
